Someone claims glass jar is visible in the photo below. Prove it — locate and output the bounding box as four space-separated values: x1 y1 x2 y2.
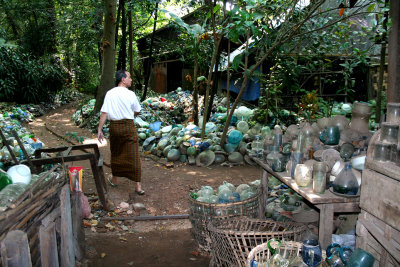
373 141 392 162
313 162 327 194
290 151 304 179
294 164 312 187
266 146 286 172
380 122 399 144
333 163 359 195
340 143 355 161
320 126 340 145
387 102 400 124
251 135 264 159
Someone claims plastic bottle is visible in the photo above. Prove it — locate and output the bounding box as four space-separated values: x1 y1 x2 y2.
0 172 12 191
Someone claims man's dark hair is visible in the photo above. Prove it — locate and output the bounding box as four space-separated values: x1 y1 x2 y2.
115 70 127 86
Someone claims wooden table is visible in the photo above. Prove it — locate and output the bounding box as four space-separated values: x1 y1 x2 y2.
252 157 360 249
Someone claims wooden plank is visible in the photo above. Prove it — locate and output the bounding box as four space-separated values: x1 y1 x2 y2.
0 128 19 164
97 154 104 167
317 204 334 250
331 202 360 213
361 211 400 247
258 169 267 220
1 230 32 267
39 222 59 267
360 169 400 231
358 214 400 264
252 157 360 204
62 147 73 157
89 157 109 210
41 207 61 228
71 192 84 261
60 184 75 267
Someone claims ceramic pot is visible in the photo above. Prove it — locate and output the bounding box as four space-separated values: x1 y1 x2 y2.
350 110 371 134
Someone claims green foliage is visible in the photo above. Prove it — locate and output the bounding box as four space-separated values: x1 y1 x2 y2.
0 47 67 104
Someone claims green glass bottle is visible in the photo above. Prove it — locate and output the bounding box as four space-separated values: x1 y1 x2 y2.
0 172 13 191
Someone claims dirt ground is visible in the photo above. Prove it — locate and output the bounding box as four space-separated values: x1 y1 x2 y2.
26 102 261 266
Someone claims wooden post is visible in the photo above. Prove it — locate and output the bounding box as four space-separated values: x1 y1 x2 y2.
60 184 75 267
39 207 61 267
258 169 268 220
317 204 334 250
71 192 85 260
39 222 59 267
1 230 32 267
387 0 400 102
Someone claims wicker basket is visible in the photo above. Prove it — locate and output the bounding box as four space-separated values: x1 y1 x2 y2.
247 241 327 267
189 190 260 252
208 218 307 267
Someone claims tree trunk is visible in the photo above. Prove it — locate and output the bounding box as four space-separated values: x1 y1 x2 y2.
0 0 20 38
128 9 133 75
45 0 57 54
206 47 222 122
192 56 199 125
226 40 230 113
117 0 127 70
141 1 158 102
94 0 117 112
376 0 389 123
114 0 122 47
201 0 223 139
94 7 104 73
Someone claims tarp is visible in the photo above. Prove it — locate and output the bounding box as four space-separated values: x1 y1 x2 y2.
222 76 260 102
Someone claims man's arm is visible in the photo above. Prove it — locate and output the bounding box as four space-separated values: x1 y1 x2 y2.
97 112 108 143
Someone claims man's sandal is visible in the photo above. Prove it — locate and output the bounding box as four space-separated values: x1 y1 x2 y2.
107 176 117 187
135 190 145 195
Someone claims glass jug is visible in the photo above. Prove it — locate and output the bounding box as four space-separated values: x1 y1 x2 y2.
333 163 359 195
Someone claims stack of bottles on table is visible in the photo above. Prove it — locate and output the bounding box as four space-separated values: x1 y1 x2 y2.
264 176 305 221
372 102 400 165
190 180 260 204
0 164 59 212
263 101 376 197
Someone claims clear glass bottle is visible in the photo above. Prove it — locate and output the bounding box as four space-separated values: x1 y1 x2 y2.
302 123 314 152
312 162 327 194
333 163 359 195
290 151 304 179
266 146 286 172
387 102 400 124
251 135 264 159
380 122 399 144
273 125 283 147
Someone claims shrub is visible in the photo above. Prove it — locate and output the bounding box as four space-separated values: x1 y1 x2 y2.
0 47 67 103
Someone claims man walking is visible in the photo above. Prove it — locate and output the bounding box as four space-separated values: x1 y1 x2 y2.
97 70 144 195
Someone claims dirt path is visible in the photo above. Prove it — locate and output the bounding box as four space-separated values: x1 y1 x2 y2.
27 102 261 266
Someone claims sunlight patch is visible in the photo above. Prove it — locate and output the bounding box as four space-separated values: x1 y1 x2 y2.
83 138 108 148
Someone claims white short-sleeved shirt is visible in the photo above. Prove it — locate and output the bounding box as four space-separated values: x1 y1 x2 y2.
100 86 141 120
